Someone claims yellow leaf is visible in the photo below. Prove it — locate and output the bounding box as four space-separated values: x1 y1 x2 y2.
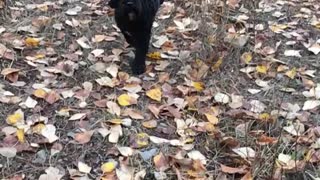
147 52 161 60
204 113 219 125
108 119 122 125
205 123 215 132
142 120 157 128
146 88 162 102
256 65 268 74
270 24 288 33
192 81 204 91
277 65 289 72
212 56 223 71
135 133 149 148
6 110 24 125
285 67 296 79
33 88 48 98
117 94 136 106
241 52 252 64
25 37 40 47
16 129 25 143
259 113 270 120
32 123 46 134
35 54 45 59
37 4 48 12
101 162 116 173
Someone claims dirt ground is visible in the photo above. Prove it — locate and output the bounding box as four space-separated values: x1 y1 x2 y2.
0 0 320 179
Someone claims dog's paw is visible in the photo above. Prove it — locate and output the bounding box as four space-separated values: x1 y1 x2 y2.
130 61 146 75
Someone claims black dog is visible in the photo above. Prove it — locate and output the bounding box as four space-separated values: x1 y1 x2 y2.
108 0 164 75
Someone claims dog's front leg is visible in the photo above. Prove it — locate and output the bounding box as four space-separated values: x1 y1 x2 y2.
130 30 151 75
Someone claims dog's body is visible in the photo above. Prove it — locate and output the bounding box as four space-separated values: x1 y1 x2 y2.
108 0 164 75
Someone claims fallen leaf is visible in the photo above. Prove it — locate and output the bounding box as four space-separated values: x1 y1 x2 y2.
107 101 121 116
256 65 268 74
283 121 305 136
192 81 204 91
16 128 25 143
303 100 320 110
78 161 91 174
142 120 158 128
241 52 252 64
6 109 24 126
0 147 17 158
69 113 86 121
101 161 117 173
232 147 256 159
204 114 219 125
284 50 301 57
220 164 248 174
130 133 149 148
154 152 170 171
41 124 59 143
74 131 94 144
117 94 137 106
146 88 162 102
308 43 320 55
76 36 91 49
39 167 64 180
33 88 48 98
109 125 123 143
187 150 206 165
214 93 230 104
147 52 162 60
25 37 40 47
117 146 134 157
285 67 297 79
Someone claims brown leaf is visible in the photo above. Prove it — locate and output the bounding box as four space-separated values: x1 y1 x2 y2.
220 164 248 174
45 91 60 104
256 134 278 145
94 99 108 108
74 131 94 144
154 152 170 171
148 104 161 118
142 120 158 129
1 68 20 82
241 172 253 180
122 108 144 120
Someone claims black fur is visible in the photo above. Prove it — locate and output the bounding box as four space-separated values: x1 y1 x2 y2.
108 0 164 75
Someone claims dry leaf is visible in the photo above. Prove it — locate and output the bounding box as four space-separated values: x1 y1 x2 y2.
232 147 256 159
25 37 40 47
192 81 204 91
78 161 91 174
117 94 137 106
142 120 158 128
69 113 86 121
154 152 170 171
101 161 117 173
214 93 230 104
74 131 94 144
241 52 252 64
0 147 17 158
147 52 162 60
16 128 25 143
302 100 320 110
146 88 162 102
285 68 297 79
41 124 59 143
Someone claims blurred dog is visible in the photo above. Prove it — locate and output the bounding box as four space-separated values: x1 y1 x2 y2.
108 0 164 75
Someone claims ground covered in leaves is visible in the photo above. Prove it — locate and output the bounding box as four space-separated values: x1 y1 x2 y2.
0 0 320 179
